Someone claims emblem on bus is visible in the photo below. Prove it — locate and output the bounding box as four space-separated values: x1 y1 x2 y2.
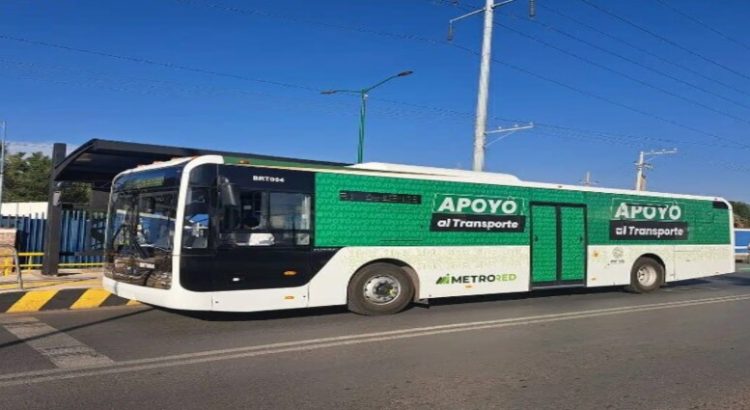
436 274 517 285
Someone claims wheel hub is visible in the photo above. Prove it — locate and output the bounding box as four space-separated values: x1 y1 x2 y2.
636 265 658 287
363 275 401 305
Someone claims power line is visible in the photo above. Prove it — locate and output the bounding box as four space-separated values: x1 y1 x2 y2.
531 123 737 150
505 10 750 111
184 0 750 150
174 0 446 46
654 0 750 53
539 4 750 98
0 34 320 92
5 1 748 153
577 0 750 84
493 18 750 127
536 126 750 176
1 56 538 143
0 58 435 122
448 42 750 150
433 1 750 149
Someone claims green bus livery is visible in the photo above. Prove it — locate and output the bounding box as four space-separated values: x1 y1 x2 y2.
103 156 734 315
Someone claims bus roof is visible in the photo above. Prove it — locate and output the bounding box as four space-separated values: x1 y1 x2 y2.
126 154 729 204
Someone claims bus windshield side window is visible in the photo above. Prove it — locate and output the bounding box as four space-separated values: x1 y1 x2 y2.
183 187 211 249
220 191 311 247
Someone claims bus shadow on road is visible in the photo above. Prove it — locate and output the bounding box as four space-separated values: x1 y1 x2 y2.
705 272 750 286
162 305 351 322
156 273 750 322
163 287 629 322
425 285 626 308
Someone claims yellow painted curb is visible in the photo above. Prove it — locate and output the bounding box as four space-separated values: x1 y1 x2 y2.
7 290 58 313
0 288 139 313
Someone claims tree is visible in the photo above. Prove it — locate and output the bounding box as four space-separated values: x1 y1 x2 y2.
4 152 51 202
731 201 750 228
2 150 89 204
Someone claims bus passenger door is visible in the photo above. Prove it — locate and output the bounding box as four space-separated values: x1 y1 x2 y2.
531 204 587 287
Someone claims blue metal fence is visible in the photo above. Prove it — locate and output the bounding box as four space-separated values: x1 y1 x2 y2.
736 229 750 256
0 210 106 268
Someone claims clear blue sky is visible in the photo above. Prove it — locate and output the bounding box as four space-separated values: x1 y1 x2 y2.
1 0 749 201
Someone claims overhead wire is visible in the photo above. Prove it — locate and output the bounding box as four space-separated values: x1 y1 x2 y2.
433 0 750 149
539 3 750 98
504 10 750 111
208 0 750 150
2 0 749 155
577 0 750 84
492 19 750 129
654 0 750 53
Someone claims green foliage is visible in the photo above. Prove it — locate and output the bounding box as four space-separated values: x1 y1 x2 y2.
4 152 51 202
731 201 750 228
2 150 89 204
60 182 91 205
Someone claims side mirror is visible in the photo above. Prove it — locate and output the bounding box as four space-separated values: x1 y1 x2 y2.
219 181 239 207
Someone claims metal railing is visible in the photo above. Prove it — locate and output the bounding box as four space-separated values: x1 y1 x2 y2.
14 252 104 271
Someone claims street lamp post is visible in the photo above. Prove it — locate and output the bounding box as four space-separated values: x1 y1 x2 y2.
322 70 413 163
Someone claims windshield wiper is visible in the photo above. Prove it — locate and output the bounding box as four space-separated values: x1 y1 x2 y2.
140 243 171 254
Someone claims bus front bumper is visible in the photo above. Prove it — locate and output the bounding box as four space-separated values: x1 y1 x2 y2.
103 276 213 311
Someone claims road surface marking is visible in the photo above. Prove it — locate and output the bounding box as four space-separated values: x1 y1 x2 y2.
70 289 111 310
7 291 57 313
2 317 113 369
0 292 749 387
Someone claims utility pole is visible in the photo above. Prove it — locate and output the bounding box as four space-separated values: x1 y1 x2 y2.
581 171 598 187
634 148 678 191
448 0 535 172
472 0 495 172
0 121 6 209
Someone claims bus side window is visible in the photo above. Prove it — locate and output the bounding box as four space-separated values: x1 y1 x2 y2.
269 192 311 246
220 191 311 247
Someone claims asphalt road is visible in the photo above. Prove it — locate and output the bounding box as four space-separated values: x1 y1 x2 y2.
2 265 750 410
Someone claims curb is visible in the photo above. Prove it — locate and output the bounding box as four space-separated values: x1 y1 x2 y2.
0 288 139 313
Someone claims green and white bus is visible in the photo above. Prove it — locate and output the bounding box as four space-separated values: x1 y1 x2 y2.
103 155 735 315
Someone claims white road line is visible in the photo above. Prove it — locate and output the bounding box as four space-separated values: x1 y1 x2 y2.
2 318 113 369
1 292 749 388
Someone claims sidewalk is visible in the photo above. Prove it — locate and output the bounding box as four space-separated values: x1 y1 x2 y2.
0 269 102 292
0 269 138 313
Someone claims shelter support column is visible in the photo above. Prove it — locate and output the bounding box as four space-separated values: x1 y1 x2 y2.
42 143 66 276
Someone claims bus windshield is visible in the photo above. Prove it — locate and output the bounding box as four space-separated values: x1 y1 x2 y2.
108 190 177 256
105 165 183 288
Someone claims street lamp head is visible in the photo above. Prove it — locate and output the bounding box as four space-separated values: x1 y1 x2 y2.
397 70 414 77
320 90 337 95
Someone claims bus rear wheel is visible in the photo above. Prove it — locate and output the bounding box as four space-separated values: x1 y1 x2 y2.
347 263 414 316
627 257 664 293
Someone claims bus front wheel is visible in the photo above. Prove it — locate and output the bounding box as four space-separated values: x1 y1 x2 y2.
347 263 414 315
627 257 664 293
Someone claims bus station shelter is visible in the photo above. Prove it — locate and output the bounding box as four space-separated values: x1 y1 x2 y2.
44 139 345 275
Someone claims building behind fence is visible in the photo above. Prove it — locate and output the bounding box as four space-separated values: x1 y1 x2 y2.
0 210 105 271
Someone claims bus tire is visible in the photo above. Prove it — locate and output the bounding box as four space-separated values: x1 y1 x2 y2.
347 263 414 316
626 257 664 293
